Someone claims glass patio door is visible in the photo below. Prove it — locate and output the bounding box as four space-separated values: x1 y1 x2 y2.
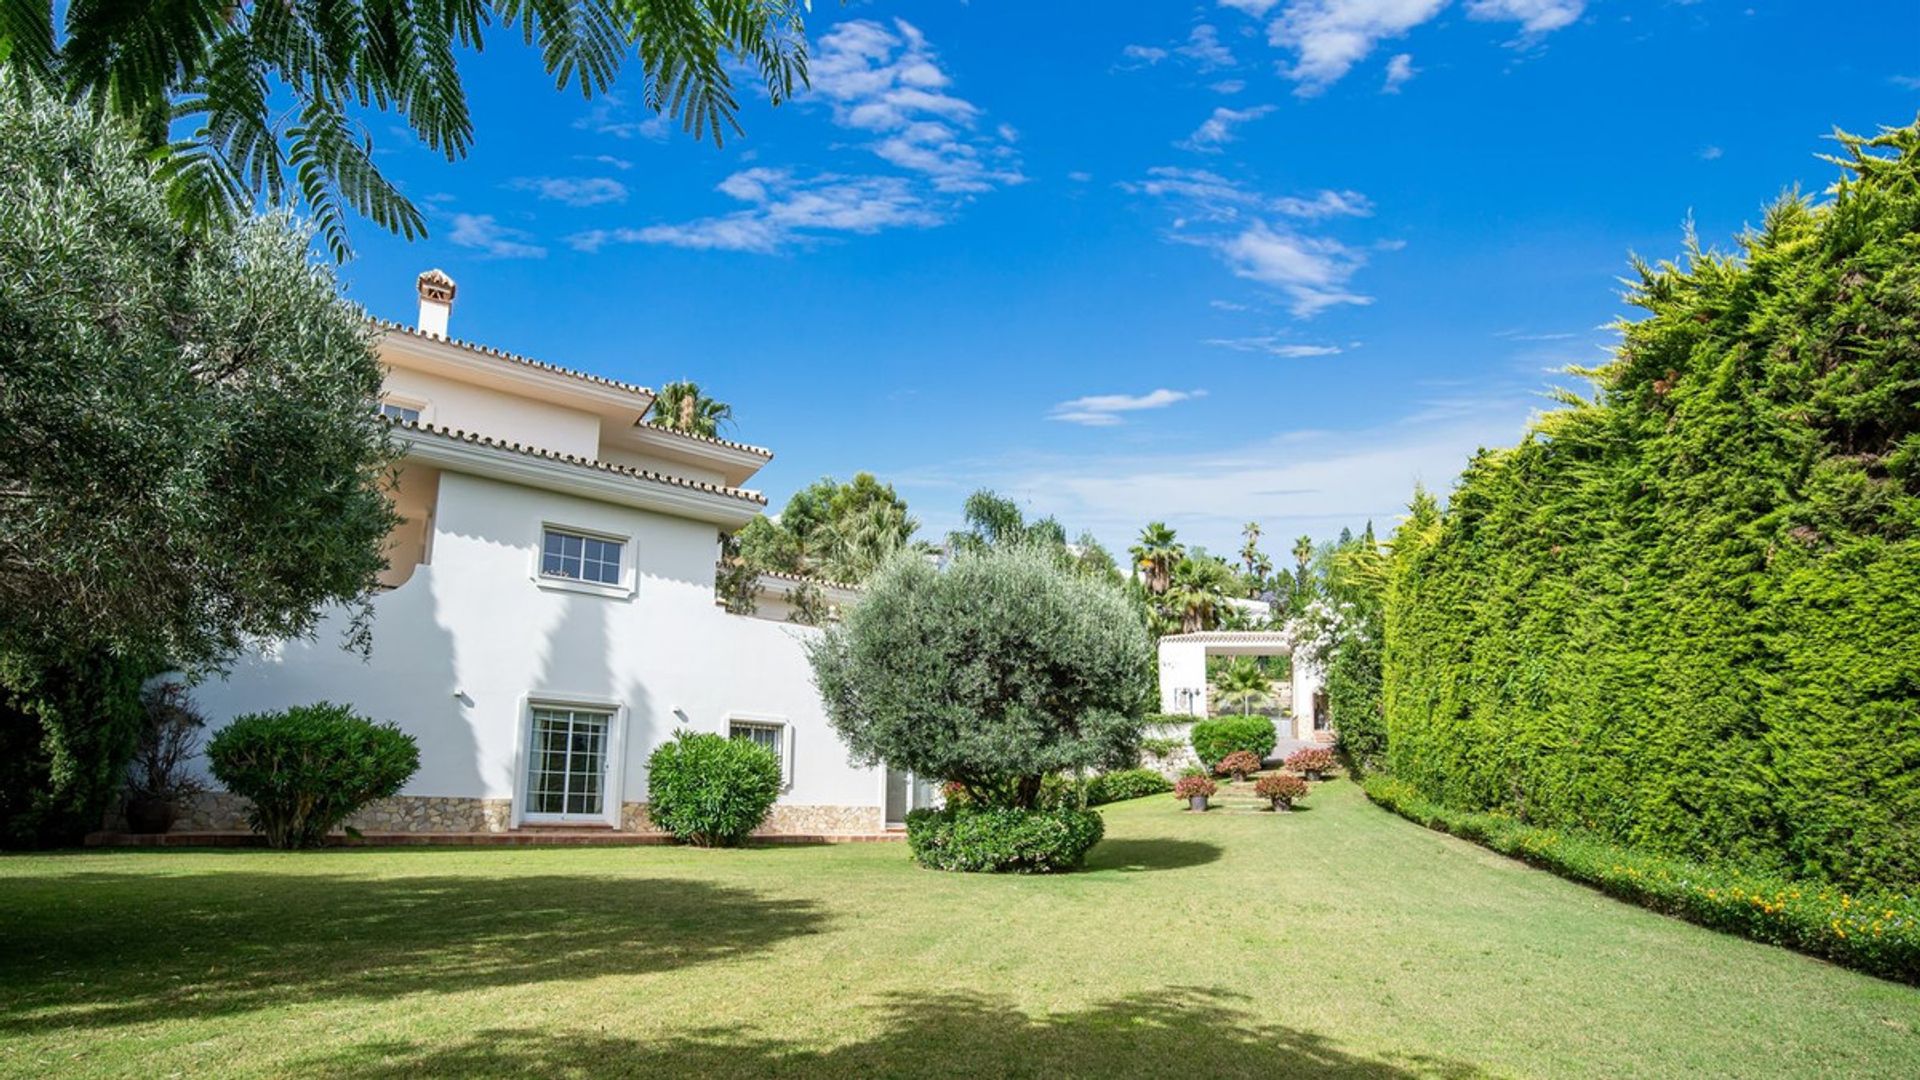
526 706 610 820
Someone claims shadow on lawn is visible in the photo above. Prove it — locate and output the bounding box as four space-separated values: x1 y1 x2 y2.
1082 838 1222 873
298 986 1482 1079
0 870 825 1032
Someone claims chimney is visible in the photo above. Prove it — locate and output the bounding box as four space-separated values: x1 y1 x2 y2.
416 269 456 337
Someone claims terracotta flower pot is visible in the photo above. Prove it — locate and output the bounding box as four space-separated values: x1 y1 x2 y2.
1188 795 1210 812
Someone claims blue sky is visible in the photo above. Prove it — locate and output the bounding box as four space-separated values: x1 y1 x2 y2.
337 1 1920 555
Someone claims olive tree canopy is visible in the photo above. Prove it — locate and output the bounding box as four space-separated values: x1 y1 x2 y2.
807 544 1154 809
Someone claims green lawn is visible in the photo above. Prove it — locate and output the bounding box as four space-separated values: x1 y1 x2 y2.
3 780 1917 1079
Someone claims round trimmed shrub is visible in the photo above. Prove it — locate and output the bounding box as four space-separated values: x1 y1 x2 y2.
905 806 1104 873
206 703 419 849
1086 768 1174 805
1190 714 1276 766
647 730 781 847
1215 750 1261 781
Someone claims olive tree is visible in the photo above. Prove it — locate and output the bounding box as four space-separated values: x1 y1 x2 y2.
808 544 1154 809
0 83 397 844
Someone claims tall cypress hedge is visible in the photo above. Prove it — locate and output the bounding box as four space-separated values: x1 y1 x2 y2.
1383 122 1920 891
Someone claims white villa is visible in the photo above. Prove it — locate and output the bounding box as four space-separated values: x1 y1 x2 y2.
173 271 928 840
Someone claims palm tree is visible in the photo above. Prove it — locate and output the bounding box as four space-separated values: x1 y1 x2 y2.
1129 522 1183 596
1212 658 1273 715
1240 521 1263 577
1167 554 1234 633
2 1 808 258
648 381 734 438
822 500 918 583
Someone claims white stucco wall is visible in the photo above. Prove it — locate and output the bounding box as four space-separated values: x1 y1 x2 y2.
187 469 883 821
383 367 603 460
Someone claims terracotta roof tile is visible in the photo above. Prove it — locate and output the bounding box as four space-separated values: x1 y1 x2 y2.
390 418 767 506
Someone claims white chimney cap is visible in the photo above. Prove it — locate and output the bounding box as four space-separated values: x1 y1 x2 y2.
416 269 456 337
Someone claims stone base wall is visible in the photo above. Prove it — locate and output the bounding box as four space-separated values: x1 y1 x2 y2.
620 802 881 836
173 792 513 834
168 792 880 837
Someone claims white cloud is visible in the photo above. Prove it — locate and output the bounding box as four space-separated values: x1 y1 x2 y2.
1178 105 1277 152
1049 388 1206 427
581 154 633 171
900 392 1541 552
1465 0 1585 37
1697 145 1724 161
1068 170 1094 182
1206 336 1343 357
1211 78 1249 94
575 95 669 140
810 18 1023 194
1893 74 1920 90
446 214 545 259
1210 220 1371 316
577 19 1016 257
1270 0 1448 93
1121 44 1169 65
1125 169 1380 317
1177 24 1238 70
1247 0 1583 93
509 176 628 207
1123 167 1372 223
567 169 939 254
1382 52 1417 92
1219 0 1283 14
1210 299 1251 311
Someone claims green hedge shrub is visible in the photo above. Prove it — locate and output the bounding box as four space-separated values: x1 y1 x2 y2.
1190 714 1275 766
1365 776 1920 984
646 730 781 847
1381 123 1920 892
206 703 418 849
905 806 1104 873
1085 768 1173 805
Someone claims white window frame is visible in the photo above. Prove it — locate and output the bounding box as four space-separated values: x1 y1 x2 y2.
728 713 794 790
513 695 626 828
378 396 428 424
532 521 636 599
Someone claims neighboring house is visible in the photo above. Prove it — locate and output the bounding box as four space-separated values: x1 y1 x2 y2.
176 270 923 839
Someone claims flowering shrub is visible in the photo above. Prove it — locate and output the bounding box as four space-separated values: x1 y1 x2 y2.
1284 747 1337 777
646 730 781 847
1215 750 1261 781
1365 776 1920 984
1255 772 1309 805
1173 775 1217 800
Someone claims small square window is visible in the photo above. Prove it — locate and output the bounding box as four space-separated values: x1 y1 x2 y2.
541 528 624 586
379 401 422 423
730 720 789 785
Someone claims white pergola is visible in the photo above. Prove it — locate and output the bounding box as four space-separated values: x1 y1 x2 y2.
1156 630 1326 740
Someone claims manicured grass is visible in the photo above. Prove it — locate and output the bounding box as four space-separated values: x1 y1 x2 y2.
3 781 1917 1078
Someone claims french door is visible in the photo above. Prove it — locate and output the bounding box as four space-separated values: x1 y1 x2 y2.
525 706 610 820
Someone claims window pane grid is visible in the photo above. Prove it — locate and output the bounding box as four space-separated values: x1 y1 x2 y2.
730 722 785 778
541 529 624 587
527 707 610 818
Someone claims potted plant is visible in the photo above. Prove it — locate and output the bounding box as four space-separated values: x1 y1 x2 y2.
1215 750 1261 782
123 684 207 834
1284 746 1336 782
1174 773 1217 812
1255 771 1309 812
